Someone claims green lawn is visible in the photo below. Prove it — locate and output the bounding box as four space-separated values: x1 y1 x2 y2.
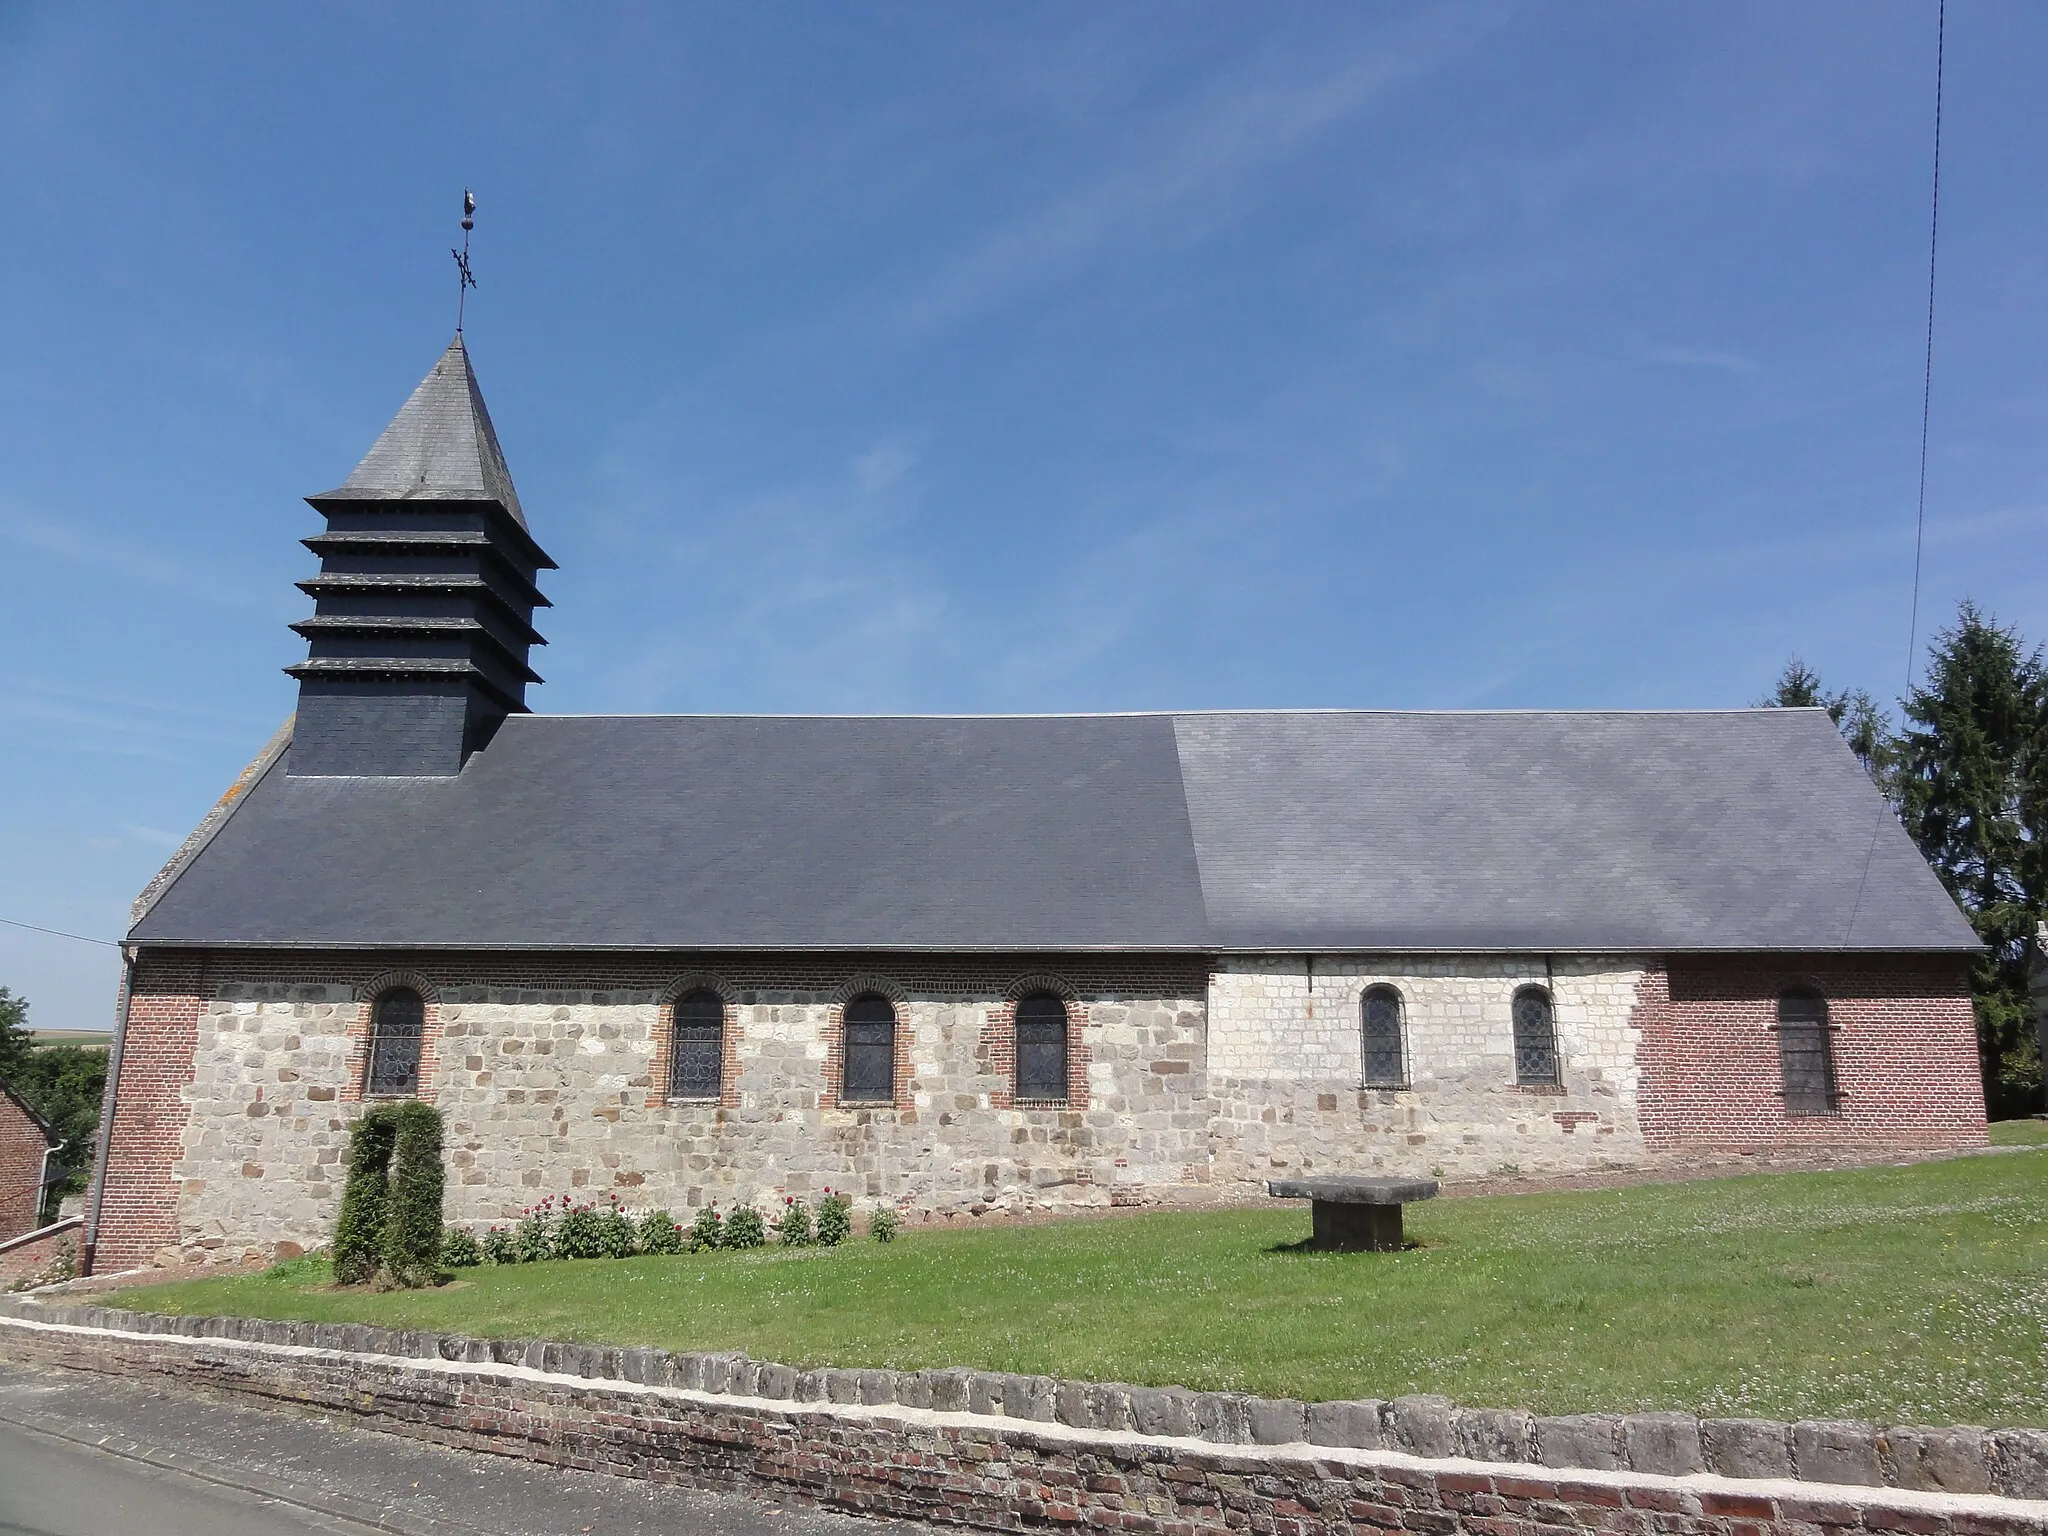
1990 1118 2048 1146
113 1148 2048 1427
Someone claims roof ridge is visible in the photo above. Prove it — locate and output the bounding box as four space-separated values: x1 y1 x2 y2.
495 706 1826 722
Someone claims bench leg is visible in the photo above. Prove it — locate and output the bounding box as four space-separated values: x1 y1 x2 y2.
1309 1201 1404 1252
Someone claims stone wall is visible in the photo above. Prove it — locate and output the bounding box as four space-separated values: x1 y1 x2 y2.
99 945 1990 1270
1207 957 1649 1187
3 1308 2044 1530
160 950 1210 1264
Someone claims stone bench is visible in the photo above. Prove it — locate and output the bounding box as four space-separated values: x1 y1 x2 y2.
1266 1177 1439 1251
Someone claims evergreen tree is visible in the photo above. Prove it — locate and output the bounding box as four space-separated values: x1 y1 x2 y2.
1758 658 1892 784
1893 603 2045 1118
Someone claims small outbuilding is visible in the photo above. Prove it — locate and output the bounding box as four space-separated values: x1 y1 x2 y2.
0 1077 61 1244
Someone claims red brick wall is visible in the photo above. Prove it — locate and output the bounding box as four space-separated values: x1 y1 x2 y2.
0 1086 51 1242
90 952 203 1273
0 1217 81 1285
1634 955 1987 1152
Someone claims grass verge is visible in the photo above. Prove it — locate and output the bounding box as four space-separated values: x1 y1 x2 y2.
1989 1117 2048 1147
112 1148 2048 1426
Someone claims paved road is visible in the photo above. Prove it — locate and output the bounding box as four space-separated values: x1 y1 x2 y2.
0 1361 919 1536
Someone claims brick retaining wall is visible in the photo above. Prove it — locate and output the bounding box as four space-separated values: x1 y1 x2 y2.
0 1218 81 1288
1 1307 2042 1534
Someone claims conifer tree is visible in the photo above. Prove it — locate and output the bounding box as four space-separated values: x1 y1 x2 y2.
1892 603 2045 1117
1758 658 1892 784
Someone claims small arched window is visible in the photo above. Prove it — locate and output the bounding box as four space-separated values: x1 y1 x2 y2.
842 994 897 1105
365 986 425 1097
1361 986 1407 1088
1778 988 1838 1115
1014 993 1070 1102
670 989 725 1101
1511 986 1559 1086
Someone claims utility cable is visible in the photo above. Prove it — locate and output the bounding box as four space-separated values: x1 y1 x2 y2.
0 916 120 949
1845 0 1945 945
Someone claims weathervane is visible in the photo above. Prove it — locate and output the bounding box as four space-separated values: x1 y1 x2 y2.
452 188 477 332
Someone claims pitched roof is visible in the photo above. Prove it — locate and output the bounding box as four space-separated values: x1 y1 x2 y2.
0 1079 60 1148
126 708 1977 955
311 336 528 528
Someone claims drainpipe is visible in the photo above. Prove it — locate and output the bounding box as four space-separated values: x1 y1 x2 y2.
35 1145 57 1229
82 944 135 1276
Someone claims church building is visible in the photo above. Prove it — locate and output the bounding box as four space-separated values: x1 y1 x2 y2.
85 336 1987 1273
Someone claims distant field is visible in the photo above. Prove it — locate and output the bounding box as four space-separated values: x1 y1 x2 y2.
115 1146 2048 1427
28 1031 111 1050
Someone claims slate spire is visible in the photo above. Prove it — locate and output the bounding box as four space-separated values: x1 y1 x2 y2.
285 337 556 777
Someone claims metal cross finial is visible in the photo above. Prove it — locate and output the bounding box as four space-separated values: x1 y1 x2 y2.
452 188 478 332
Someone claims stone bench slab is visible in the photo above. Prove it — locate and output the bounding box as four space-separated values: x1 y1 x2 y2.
1265 1178 1439 1205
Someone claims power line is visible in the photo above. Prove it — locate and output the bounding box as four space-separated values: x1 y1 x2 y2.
0 916 120 950
1846 0 1946 946
1906 0 1945 695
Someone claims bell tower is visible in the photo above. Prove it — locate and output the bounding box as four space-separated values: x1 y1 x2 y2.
285 336 555 776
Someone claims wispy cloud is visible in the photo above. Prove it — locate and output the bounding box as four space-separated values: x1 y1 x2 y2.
854 436 921 495
0 499 274 613
883 11 1502 343
120 824 185 849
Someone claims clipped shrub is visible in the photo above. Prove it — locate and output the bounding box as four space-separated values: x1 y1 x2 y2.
556 1200 604 1259
687 1202 724 1253
869 1206 899 1244
597 1199 638 1259
777 1196 813 1246
333 1106 399 1285
637 1209 685 1256
815 1188 852 1247
483 1226 518 1265
724 1202 766 1249
382 1100 445 1288
440 1227 482 1268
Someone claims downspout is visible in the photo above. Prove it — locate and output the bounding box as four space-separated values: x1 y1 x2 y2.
35 1145 57 1229
82 943 135 1276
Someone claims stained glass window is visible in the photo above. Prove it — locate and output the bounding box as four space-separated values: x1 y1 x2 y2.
670 989 724 1100
1015 994 1070 1101
842 995 896 1104
366 987 424 1096
1778 990 1838 1115
1512 987 1558 1086
1361 986 1406 1087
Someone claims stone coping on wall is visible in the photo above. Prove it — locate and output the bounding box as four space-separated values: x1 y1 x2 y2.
1 1296 2043 1510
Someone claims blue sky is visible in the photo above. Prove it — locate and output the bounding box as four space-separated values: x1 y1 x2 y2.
4 3 2046 1030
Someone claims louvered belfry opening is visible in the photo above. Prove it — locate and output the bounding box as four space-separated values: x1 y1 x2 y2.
287 336 556 776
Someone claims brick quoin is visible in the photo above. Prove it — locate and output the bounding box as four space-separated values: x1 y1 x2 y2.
1633 956 1987 1154
92 951 203 1272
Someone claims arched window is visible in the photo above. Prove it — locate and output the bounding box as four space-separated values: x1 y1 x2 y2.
1360 986 1407 1088
365 986 425 1097
670 989 725 1101
1511 986 1559 1086
1778 988 1838 1115
1014 993 1070 1102
841 994 897 1104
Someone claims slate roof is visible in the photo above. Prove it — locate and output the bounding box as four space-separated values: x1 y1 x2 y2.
128 708 1977 954
311 336 528 528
